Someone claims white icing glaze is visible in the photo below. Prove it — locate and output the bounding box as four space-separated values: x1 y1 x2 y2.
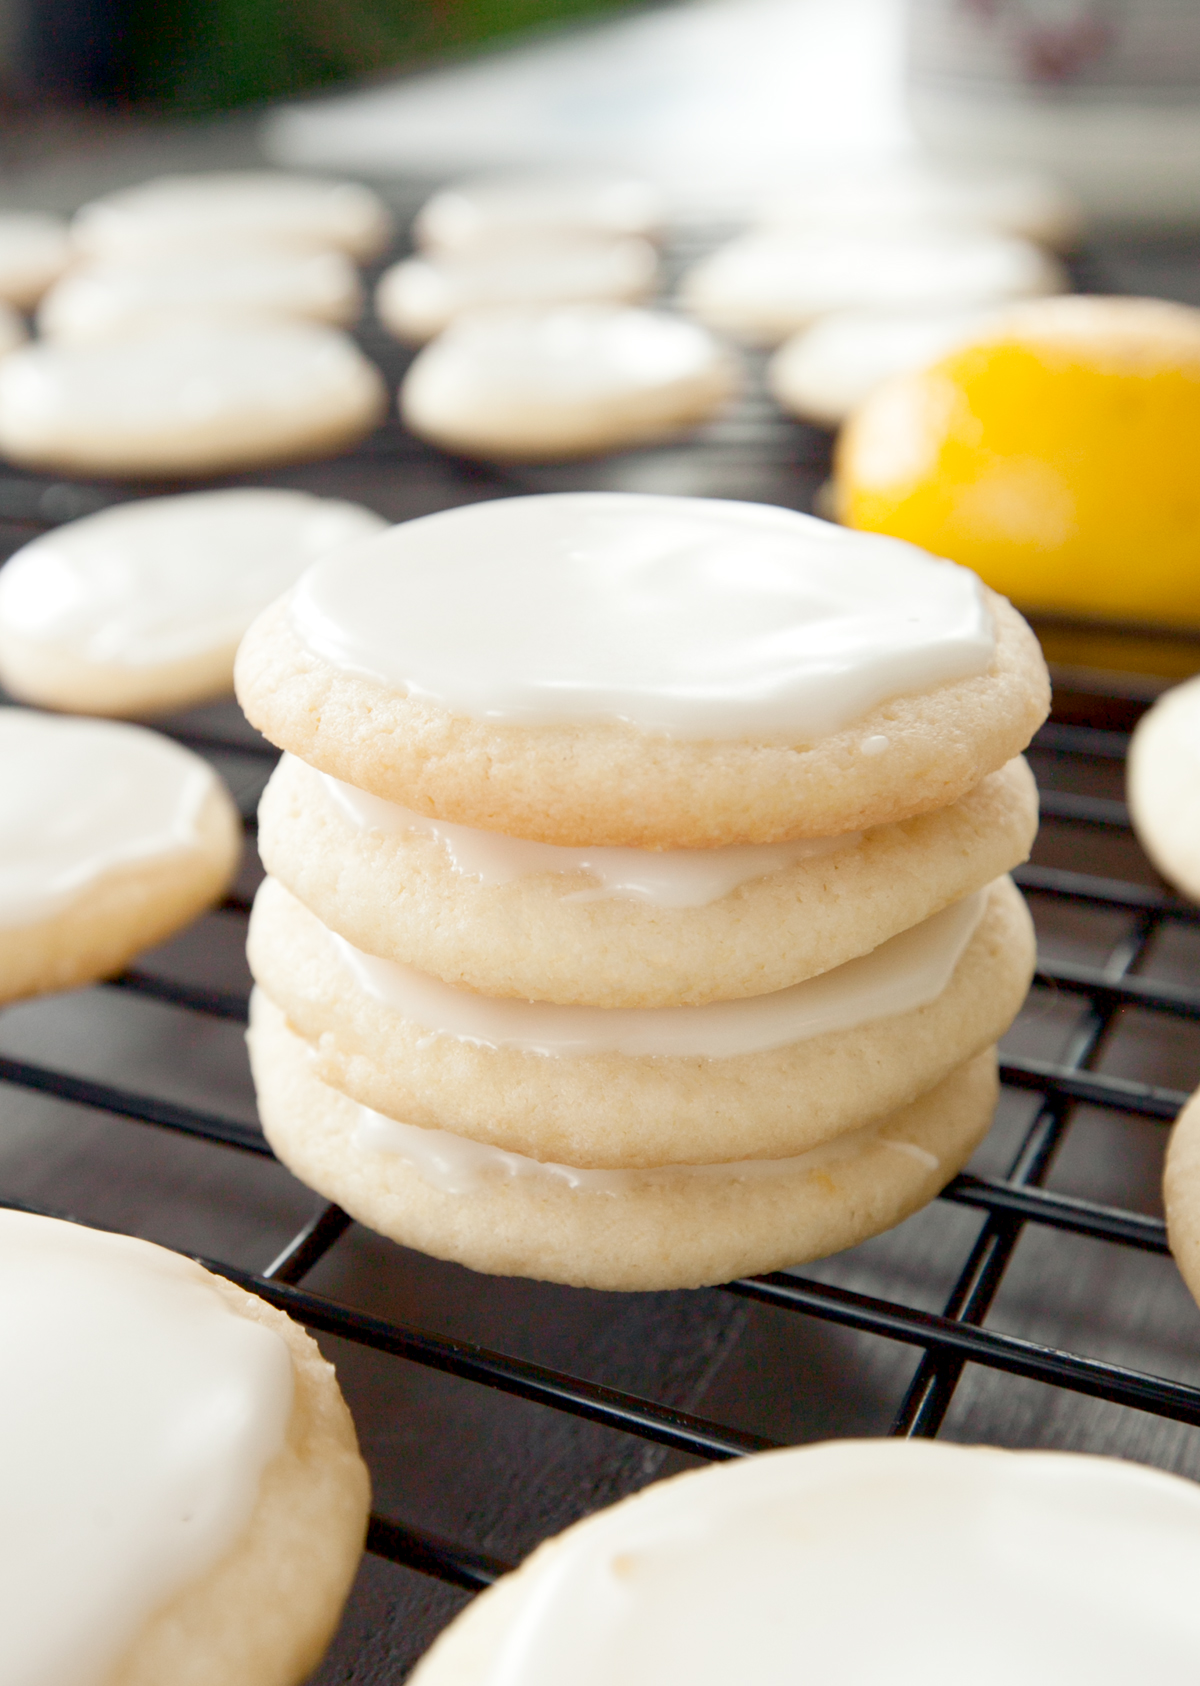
0 211 73 309
0 322 382 459
332 886 987 1056
473 1439 1200 1686
414 172 662 254
682 230 1063 343
290 493 995 741
0 710 217 927
355 1083 937 1194
769 305 998 426
37 249 362 343
376 239 658 340
72 171 392 259
319 763 856 907
0 1208 292 1686
0 492 386 671
402 304 729 407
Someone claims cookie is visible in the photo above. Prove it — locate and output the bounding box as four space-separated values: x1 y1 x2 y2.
234 493 1050 848
1164 1080 1200 1311
247 873 1032 1167
0 709 241 1003
0 1207 368 1686
0 298 26 359
0 210 73 308
72 170 393 260
37 249 362 344
250 986 998 1290
410 1438 1200 1684
758 162 1081 248
1127 678 1200 903
414 171 663 254
0 489 387 717
399 305 738 460
0 321 387 478
679 229 1065 347
258 751 1037 1006
768 305 997 428
376 239 658 343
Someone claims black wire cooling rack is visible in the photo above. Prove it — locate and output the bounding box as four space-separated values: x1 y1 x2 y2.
3 198 1200 1681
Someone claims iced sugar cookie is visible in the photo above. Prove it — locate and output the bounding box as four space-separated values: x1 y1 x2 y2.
759 162 1081 248
0 297 25 360
0 210 73 308
769 305 997 429
400 306 738 460
235 493 1050 849
248 873 1032 1168
680 229 1064 347
377 239 658 343
0 1208 368 1686
1127 677 1200 903
0 321 386 478
1164 1081 1200 1313
250 987 997 1290
411 1439 1200 1683
0 489 387 717
0 710 241 1002
836 295 1200 628
72 170 393 260
37 249 362 344
258 752 1037 1006
414 171 663 254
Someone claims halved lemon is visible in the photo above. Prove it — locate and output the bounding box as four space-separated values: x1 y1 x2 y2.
835 295 1200 627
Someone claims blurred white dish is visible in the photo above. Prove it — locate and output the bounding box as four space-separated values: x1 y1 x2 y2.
377 238 658 343
401 304 738 459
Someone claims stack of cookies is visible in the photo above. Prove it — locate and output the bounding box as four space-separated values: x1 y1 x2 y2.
235 492 1048 1291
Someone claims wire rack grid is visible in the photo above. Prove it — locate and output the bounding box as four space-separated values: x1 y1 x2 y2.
2 207 1200 1681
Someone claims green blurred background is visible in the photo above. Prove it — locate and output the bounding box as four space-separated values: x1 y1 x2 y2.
8 0 640 113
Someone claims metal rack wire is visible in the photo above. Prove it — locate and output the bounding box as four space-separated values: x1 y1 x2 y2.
3 214 1200 1679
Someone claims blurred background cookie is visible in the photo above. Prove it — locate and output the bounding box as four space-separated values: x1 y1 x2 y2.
0 709 241 1002
71 170 393 260
37 248 363 343
0 321 387 477
400 305 738 460
0 488 386 717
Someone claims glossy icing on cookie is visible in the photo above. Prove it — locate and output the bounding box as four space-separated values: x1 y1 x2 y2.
453 1440 1200 1686
320 764 857 907
290 493 995 741
0 710 216 927
355 1084 938 1192
0 492 385 673
0 1208 292 1686
331 885 987 1056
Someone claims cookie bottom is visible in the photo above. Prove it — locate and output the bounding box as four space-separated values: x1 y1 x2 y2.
249 989 997 1291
